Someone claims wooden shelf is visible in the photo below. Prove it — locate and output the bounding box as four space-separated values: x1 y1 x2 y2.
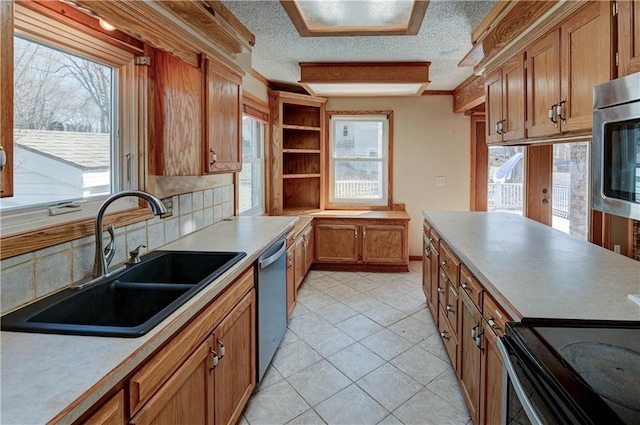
283 173 321 179
282 124 321 131
283 149 321 154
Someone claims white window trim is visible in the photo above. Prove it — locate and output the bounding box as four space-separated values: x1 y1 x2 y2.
1 6 139 236
239 116 265 216
329 114 389 207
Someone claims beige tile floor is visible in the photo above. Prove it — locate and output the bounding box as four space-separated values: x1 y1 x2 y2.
241 262 472 425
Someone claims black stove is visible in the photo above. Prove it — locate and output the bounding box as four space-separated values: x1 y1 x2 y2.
500 320 640 425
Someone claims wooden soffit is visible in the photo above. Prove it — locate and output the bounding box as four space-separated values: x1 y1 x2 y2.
281 0 429 37
299 62 431 96
72 0 254 69
452 74 485 113
460 0 588 75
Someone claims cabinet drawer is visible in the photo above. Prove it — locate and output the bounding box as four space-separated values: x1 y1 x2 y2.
437 268 448 308
129 268 254 416
438 306 458 369
428 228 440 250
445 281 459 331
439 242 460 286
483 295 510 337
459 266 483 312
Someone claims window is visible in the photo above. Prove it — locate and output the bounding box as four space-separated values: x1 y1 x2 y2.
488 146 525 215
328 113 391 207
552 142 590 240
238 116 265 215
0 5 137 233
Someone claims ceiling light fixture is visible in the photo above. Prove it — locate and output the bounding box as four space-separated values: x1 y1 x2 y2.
299 62 431 97
98 18 116 31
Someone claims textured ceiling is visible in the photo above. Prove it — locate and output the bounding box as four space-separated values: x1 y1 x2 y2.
222 0 497 91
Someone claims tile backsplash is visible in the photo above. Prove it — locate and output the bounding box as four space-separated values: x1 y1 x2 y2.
0 185 235 315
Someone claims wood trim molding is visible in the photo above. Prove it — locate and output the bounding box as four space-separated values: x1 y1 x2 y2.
470 116 487 211
0 0 14 198
250 69 270 87
242 93 269 123
300 62 431 83
453 74 485 113
1 207 154 260
281 0 429 37
409 255 423 262
422 90 454 96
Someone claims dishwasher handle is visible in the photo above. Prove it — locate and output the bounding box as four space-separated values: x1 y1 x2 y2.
259 239 287 269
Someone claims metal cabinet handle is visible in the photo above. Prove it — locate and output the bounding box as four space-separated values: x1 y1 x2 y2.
549 103 558 125
210 149 217 166
441 260 448 267
495 121 500 134
287 256 293 268
354 228 358 239
210 349 219 370
428 237 434 244
460 282 470 291
218 340 225 359
446 304 454 313
440 331 450 340
557 98 567 122
437 287 444 294
488 318 501 330
474 332 484 352
424 247 430 258
471 324 478 339
499 119 506 133
362 228 366 238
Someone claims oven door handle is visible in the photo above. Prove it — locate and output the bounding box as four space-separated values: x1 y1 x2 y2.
496 337 544 425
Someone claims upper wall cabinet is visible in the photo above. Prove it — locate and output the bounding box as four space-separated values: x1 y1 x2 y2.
527 1 612 139
485 53 526 145
151 49 203 176
204 58 243 174
618 0 640 77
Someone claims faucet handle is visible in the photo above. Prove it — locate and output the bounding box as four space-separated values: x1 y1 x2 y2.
128 244 146 264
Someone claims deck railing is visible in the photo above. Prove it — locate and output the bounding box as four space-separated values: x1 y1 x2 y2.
488 183 570 218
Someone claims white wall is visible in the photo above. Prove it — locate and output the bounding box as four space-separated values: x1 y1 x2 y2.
326 95 471 256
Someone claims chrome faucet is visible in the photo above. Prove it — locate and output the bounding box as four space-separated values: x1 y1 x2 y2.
92 190 167 279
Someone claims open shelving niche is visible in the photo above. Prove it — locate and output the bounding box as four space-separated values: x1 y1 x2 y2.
269 91 327 215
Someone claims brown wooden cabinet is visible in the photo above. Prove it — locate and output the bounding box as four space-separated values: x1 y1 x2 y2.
485 53 526 144
422 222 432 300
125 269 255 425
204 58 243 174
212 291 255 425
480 321 504 425
286 246 296 320
458 291 483 425
268 91 326 215
618 0 640 77
293 233 306 289
427 228 440 324
314 217 409 271
302 223 314 274
527 1 612 138
82 391 125 425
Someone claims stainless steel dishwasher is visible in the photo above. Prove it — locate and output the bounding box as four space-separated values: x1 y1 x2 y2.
256 236 287 382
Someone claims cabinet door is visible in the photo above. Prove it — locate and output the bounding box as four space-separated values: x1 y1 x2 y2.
294 237 305 289
560 1 612 133
484 69 504 145
422 235 431 300
130 339 214 425
501 53 526 142
428 245 440 323
458 292 483 425
286 248 296 320
204 59 242 174
361 224 407 264
213 290 256 425
152 49 202 176
315 223 359 263
527 29 561 138
303 225 314 273
83 391 125 425
480 324 504 425
619 0 640 77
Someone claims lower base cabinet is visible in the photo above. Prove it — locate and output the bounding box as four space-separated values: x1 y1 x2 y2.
480 323 504 425
83 390 125 425
458 291 483 425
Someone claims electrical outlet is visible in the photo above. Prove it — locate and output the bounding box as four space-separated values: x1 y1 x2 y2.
435 176 446 186
161 197 174 218
614 244 621 254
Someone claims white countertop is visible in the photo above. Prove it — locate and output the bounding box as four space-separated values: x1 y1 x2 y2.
422 211 640 322
0 216 297 425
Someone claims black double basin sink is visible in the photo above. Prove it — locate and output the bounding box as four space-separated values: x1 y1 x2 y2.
1 251 246 337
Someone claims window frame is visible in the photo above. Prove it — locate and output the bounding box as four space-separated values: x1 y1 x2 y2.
0 3 148 260
325 111 394 210
238 115 265 216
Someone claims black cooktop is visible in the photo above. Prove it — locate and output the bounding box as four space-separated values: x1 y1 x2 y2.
508 321 640 425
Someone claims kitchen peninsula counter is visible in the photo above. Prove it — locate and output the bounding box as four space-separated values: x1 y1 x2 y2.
422 211 640 322
0 216 297 425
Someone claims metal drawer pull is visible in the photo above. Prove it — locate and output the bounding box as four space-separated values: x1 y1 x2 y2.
210 149 217 166
437 287 444 294
210 349 219 370
446 304 454 313
488 318 501 330
471 324 478 339
557 99 567 121
218 341 226 359
440 331 450 340
441 260 448 267
474 332 484 352
460 283 470 291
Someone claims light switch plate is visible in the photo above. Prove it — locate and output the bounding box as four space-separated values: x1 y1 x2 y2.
435 176 445 186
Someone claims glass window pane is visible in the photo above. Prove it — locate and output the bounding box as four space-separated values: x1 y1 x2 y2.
333 120 383 159
488 146 525 215
552 142 590 240
334 160 383 200
239 116 264 215
5 36 114 210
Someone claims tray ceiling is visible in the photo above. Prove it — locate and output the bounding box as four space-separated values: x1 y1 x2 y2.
222 0 497 91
